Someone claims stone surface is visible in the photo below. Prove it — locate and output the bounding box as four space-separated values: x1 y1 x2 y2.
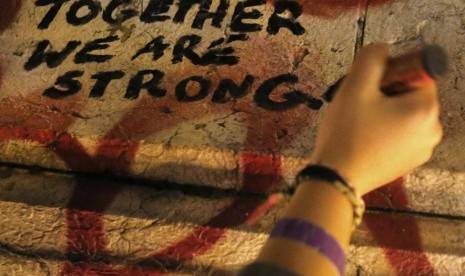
1 167 465 275
1 0 465 275
363 0 465 215
0 0 363 191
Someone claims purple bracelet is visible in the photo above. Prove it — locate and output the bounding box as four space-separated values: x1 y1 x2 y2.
270 218 346 276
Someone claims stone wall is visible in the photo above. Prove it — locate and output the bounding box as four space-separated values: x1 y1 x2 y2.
0 0 464 275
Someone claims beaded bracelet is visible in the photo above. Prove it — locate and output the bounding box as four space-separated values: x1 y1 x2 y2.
296 165 365 230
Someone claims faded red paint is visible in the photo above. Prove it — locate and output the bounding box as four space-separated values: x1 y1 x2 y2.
0 93 297 273
0 128 115 258
143 72 319 267
3 10 314 262
0 94 85 133
0 111 436 274
363 211 437 276
268 0 396 18
0 91 135 267
59 138 138 266
363 178 437 275
0 123 145 273
0 125 133 257
0 1 434 274
61 136 138 256
93 139 139 173
50 132 97 172
65 209 108 256
146 200 269 268
148 151 284 268
64 180 124 256
0 127 54 145
0 0 22 33
363 177 409 209
0 119 283 273
247 193 283 225
241 153 283 193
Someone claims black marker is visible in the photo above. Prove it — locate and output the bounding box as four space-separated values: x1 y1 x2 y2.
323 44 449 102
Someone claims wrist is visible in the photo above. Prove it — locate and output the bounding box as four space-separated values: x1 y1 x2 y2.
296 164 366 229
287 179 354 244
308 156 369 195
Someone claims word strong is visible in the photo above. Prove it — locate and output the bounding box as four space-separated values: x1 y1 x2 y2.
26 0 324 112
42 70 323 111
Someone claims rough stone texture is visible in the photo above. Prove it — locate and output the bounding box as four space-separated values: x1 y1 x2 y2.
1 168 465 275
363 0 465 215
0 0 362 191
0 249 60 276
0 0 464 275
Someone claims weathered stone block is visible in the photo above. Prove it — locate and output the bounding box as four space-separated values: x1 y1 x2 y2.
1 168 465 275
0 0 365 191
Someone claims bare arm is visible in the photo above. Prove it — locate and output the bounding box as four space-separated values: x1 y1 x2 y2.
242 44 443 276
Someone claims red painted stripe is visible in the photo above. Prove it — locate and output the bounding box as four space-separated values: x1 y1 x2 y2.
64 178 124 255
0 126 138 174
0 126 55 144
0 126 137 267
0 110 298 272
1 127 437 275
363 178 437 275
65 209 109 256
49 132 97 172
240 153 283 193
363 177 408 209
148 153 282 268
146 199 271 268
0 94 86 133
59 140 138 263
148 227 226 268
0 127 118 265
247 193 283 226
93 139 139 174
363 212 437 276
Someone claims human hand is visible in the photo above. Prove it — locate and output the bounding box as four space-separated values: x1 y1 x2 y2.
310 43 443 195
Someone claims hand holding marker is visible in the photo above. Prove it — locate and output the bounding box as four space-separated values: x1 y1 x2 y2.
240 44 448 276
323 44 449 102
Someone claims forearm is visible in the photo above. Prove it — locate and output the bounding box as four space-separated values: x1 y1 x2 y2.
240 43 442 276
256 179 354 275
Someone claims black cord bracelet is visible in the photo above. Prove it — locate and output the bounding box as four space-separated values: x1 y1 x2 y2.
296 165 365 229
298 165 350 186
